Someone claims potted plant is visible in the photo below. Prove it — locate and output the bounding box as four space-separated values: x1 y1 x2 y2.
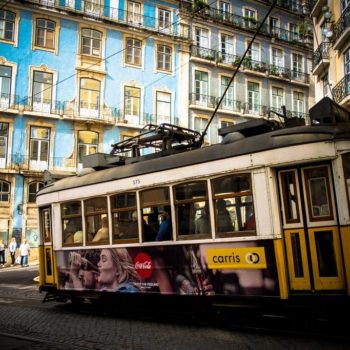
194 0 210 12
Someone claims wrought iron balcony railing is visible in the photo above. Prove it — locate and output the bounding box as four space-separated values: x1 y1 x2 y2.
190 46 217 61
0 93 20 110
332 7 350 46
312 42 330 71
18 0 190 39
189 93 217 108
332 74 350 104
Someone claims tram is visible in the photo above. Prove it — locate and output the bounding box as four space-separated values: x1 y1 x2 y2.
36 97 350 315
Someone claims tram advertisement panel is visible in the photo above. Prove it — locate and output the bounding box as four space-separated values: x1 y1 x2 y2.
56 241 278 296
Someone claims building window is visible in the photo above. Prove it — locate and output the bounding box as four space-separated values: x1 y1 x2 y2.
212 174 255 237
0 65 11 108
85 197 109 244
219 1 230 16
194 70 208 105
0 10 15 41
247 42 260 62
127 1 142 25
221 76 234 110
77 130 98 169
290 23 299 41
194 116 208 134
293 91 304 117
84 0 102 16
243 8 256 29
157 44 172 72
28 182 44 203
322 74 329 97
174 181 211 238
247 82 260 114
345 48 350 76
156 91 171 124
124 86 141 124
79 78 100 117
126 38 142 66
0 123 8 168
220 34 234 63
61 201 83 245
81 28 102 57
292 53 303 80
0 180 10 202
158 8 171 33
194 27 209 48
29 126 50 170
32 70 53 113
272 87 284 111
35 19 55 49
111 192 139 243
272 48 283 67
269 16 279 36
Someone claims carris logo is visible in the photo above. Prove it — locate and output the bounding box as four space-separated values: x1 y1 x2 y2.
134 253 153 279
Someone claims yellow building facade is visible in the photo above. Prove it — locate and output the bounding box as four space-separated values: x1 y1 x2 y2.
311 0 350 111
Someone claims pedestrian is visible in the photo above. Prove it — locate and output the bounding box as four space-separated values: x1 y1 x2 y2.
9 237 17 266
19 239 30 267
0 239 5 267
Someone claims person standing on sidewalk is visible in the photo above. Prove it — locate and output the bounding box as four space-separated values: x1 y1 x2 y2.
19 239 30 267
9 237 17 266
0 240 5 267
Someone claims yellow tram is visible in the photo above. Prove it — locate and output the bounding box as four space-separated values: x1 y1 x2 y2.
36 98 350 313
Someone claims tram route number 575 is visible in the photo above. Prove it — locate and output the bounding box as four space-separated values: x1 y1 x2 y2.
133 179 141 186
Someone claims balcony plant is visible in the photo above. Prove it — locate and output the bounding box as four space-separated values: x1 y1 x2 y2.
194 0 210 11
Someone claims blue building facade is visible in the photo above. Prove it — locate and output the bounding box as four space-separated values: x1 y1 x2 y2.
0 0 189 251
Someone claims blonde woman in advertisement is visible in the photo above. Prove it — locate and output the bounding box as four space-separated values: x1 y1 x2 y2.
97 248 140 293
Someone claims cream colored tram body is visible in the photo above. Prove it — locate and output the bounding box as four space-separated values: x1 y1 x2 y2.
36 119 350 312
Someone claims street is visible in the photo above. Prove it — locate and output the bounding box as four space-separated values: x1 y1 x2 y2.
0 265 349 349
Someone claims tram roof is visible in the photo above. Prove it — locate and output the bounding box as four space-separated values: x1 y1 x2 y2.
37 123 350 197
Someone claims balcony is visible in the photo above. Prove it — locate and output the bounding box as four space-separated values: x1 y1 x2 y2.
17 0 190 40
186 5 311 47
312 42 330 75
332 7 350 51
189 93 217 109
190 46 217 62
332 75 350 107
309 0 327 18
268 65 309 84
263 0 307 16
0 93 20 111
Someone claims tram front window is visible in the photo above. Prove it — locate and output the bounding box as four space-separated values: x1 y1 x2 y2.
212 174 255 237
111 192 139 243
61 201 83 246
84 197 109 245
140 187 172 241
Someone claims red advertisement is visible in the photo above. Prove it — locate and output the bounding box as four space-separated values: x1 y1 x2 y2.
56 241 278 297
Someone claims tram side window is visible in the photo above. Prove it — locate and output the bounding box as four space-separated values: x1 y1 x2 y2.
140 187 172 242
61 201 83 246
111 192 139 243
84 197 109 245
212 174 255 237
342 153 350 216
174 181 211 238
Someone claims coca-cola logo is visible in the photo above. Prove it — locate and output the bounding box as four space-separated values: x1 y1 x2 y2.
134 253 153 279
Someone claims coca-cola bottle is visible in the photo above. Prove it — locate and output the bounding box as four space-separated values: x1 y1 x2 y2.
189 246 206 295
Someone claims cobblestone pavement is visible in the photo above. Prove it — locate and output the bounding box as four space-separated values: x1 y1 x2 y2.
0 272 349 350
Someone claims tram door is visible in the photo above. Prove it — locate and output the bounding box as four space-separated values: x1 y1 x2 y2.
40 207 55 285
278 164 345 291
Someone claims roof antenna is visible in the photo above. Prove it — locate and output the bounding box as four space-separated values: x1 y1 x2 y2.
198 0 279 146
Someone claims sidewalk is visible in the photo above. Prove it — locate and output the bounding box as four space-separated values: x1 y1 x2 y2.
0 260 39 272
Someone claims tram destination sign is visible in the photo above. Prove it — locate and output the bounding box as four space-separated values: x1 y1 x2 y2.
207 247 267 269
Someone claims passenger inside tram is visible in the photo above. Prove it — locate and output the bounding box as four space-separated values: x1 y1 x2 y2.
155 206 172 241
92 216 109 242
216 199 234 233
